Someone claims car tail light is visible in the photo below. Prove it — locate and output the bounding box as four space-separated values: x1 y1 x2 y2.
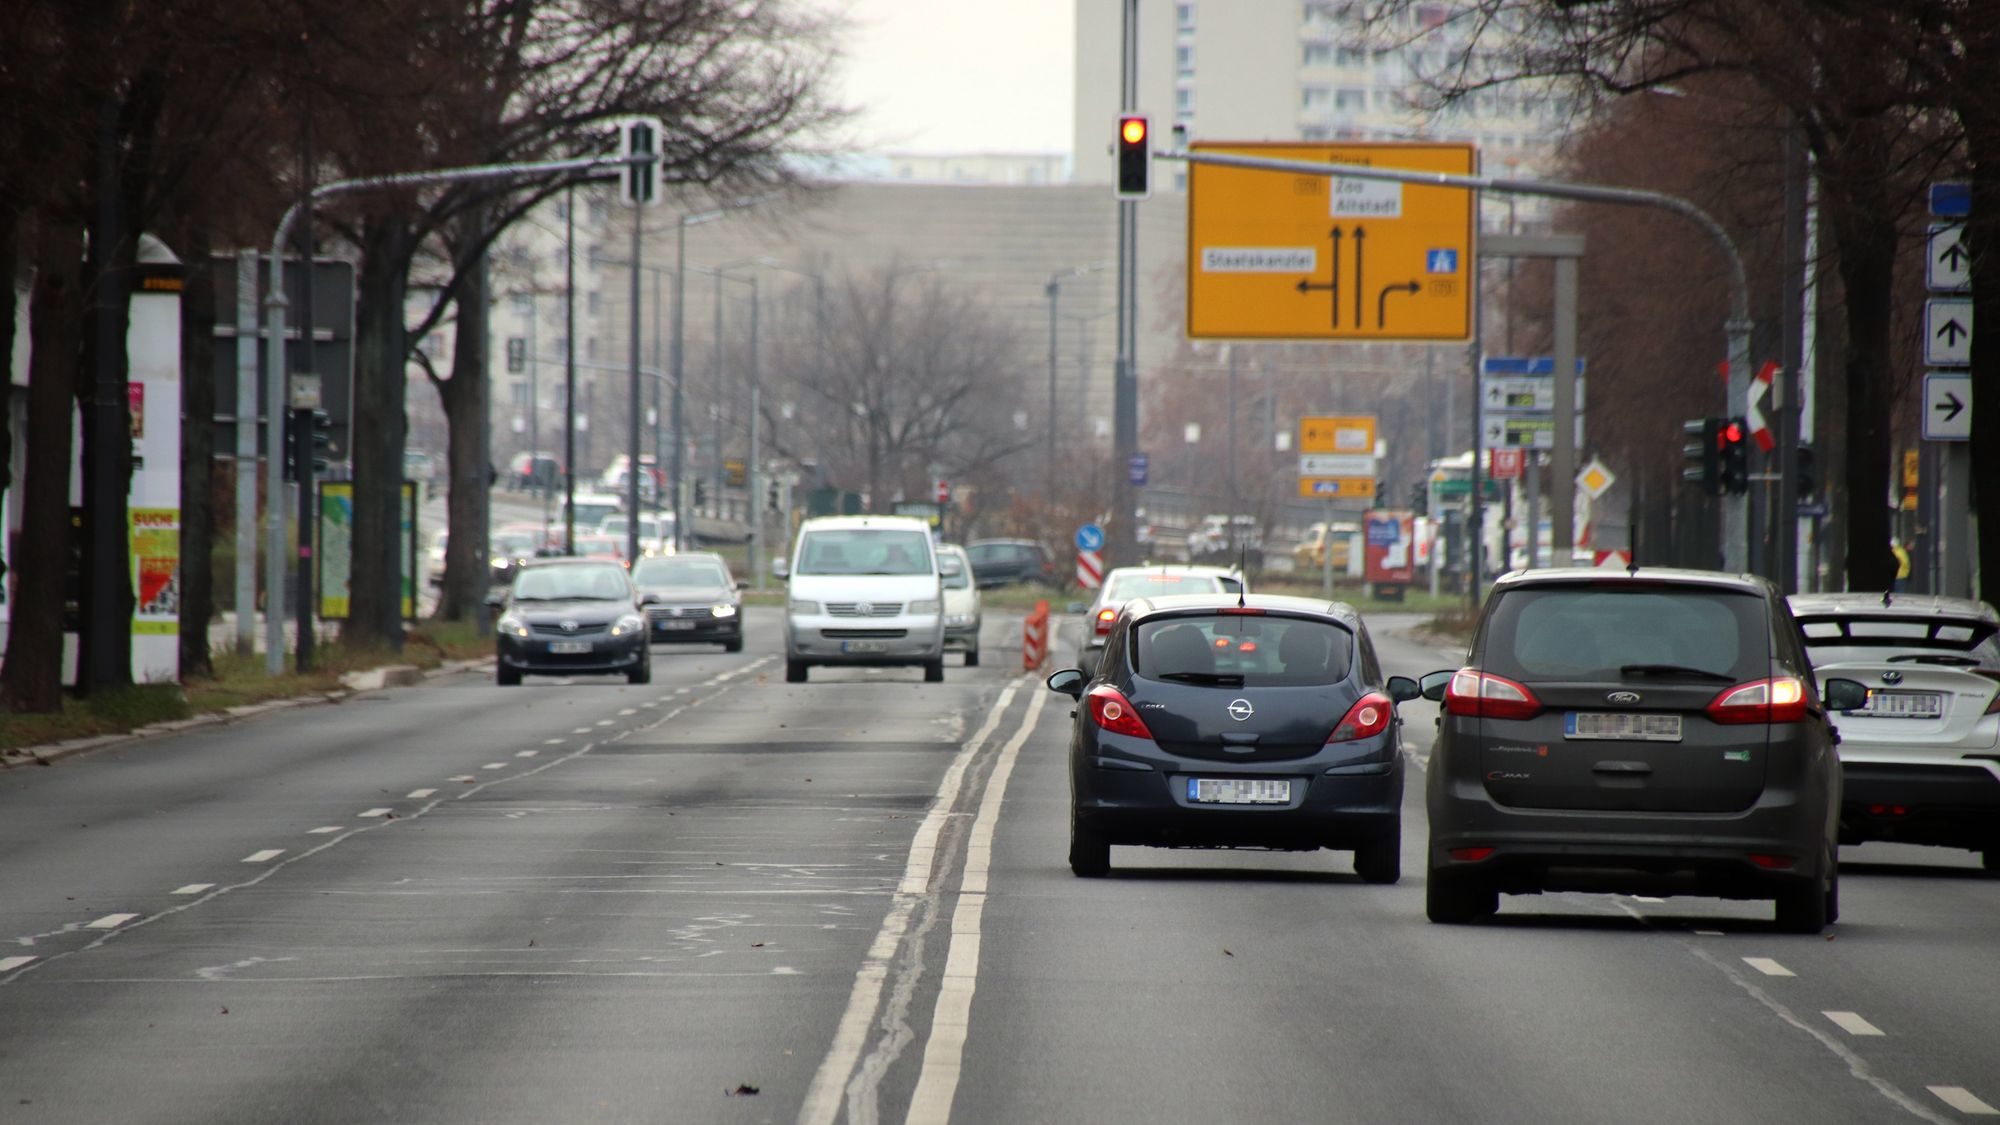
1707 676 1807 724
1747 853 1796 870
1328 691 1394 743
1086 684 1155 740
1448 846 1496 862
1976 670 2000 714
1094 607 1119 636
1217 606 1264 616
1442 668 1542 720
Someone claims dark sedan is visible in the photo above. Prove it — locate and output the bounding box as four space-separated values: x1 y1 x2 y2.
632 553 745 651
967 538 1055 588
491 558 652 685
1046 593 1415 881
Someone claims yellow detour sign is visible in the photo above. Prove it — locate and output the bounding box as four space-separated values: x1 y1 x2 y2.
1298 415 1378 499
1188 141 1476 341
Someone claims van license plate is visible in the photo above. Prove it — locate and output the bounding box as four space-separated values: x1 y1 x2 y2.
660 620 696 631
1566 712 1682 741
1187 778 1292 804
548 641 593 655
842 640 886 654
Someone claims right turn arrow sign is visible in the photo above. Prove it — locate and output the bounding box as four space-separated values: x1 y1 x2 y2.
1924 371 1973 441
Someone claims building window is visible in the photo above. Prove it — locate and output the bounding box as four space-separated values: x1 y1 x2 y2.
1176 44 1194 76
1301 85 1331 110
587 199 607 225
1176 85 1194 113
1335 88 1366 111
587 290 601 316
1176 2 1195 31
1302 42 1332 67
1336 46 1364 68
511 380 530 407
585 337 598 361
512 294 534 316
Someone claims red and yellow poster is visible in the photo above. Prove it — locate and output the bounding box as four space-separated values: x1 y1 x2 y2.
130 507 179 636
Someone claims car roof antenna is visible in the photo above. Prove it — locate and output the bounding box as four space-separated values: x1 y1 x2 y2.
1236 538 1247 608
1883 589 1894 607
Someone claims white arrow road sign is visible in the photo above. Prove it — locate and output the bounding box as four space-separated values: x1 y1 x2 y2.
1926 298 1973 366
1299 453 1377 477
1929 223 1971 292
1924 371 1972 441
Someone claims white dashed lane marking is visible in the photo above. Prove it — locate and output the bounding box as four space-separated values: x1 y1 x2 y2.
482 763 505 770
242 850 285 863
85 914 137 930
618 708 637 716
0 957 35 972
571 727 592 734
407 788 438 799
1631 895 1665 903
448 775 476 783
1930 1087 2000 1116
171 884 214 896
1742 957 1795 977
1823 1011 1885 1037
516 750 538 758
594 720 614 727
308 826 343 834
358 808 394 818
544 738 566 745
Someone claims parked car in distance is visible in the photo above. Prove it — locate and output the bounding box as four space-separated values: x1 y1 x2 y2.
507 451 564 493
1047 593 1413 880
938 544 982 666
966 538 1055 588
783 515 946 683
598 454 663 502
490 558 651 686
1293 521 1361 573
1789 592 2000 871
1076 565 1234 679
1421 567 1866 933
632 552 743 651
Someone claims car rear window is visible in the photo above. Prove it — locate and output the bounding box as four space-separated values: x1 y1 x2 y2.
1796 614 2000 668
1135 614 1354 686
1107 574 1223 599
1480 585 1769 682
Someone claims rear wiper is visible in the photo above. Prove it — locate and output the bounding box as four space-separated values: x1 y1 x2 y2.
1618 663 1737 682
1154 671 1246 686
1887 653 1981 666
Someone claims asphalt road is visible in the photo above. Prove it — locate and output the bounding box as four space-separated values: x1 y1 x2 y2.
3 612 1998 1124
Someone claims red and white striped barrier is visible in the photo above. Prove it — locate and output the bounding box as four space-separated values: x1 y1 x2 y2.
1076 549 1103 589
1022 600 1051 672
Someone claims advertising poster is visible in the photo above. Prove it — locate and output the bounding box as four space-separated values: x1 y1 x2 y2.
130 507 180 635
1364 510 1416 587
317 480 418 620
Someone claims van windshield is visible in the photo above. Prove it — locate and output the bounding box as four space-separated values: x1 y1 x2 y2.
798 529 933 576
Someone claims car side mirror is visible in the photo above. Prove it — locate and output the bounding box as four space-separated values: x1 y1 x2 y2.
939 557 964 578
1418 669 1455 703
1823 677 1869 713
1046 668 1086 698
640 592 661 605
484 589 507 609
773 558 790 579
1386 675 1422 704
736 580 749 591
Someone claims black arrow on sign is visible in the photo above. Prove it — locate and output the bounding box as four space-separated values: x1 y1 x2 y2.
1938 318 1969 347
1936 391 1965 423
1352 226 1367 327
1377 280 1421 328
1294 227 1342 328
1942 240 1971 272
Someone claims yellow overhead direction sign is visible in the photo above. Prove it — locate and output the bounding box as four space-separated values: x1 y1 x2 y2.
1187 141 1476 341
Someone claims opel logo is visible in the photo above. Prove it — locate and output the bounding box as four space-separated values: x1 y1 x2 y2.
1881 670 1903 685
1607 691 1641 705
855 601 874 616
1227 698 1255 721
561 620 579 633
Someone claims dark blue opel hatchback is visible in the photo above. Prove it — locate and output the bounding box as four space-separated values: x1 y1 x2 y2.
1046 594 1420 880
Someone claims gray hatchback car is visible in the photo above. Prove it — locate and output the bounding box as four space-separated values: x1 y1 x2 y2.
1421 568 1868 933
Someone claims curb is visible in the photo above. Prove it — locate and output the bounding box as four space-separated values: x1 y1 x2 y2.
0 654 495 769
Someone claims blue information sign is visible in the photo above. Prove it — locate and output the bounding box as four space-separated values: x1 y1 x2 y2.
1128 452 1149 486
1075 523 1105 552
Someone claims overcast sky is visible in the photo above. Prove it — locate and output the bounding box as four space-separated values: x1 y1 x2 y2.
832 0 1073 156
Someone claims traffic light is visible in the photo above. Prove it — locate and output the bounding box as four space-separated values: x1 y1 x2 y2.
693 478 708 509
282 411 302 484
767 479 781 512
308 410 333 475
618 116 662 207
1682 418 1721 496
934 477 950 504
1718 416 1750 494
1116 114 1151 199
1796 444 1817 499
1409 481 1429 516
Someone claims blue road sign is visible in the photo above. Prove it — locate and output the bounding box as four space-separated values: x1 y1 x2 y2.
1932 181 1971 218
1426 249 1459 274
1128 452 1149 486
1075 523 1105 552
1480 355 1588 376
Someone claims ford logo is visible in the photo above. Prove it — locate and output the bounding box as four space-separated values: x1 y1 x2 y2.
1607 691 1641 704
1227 698 1255 721
1881 670 1903 685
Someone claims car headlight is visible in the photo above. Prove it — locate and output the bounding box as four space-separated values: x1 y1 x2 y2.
711 604 738 618
909 598 941 615
493 557 512 570
608 614 646 637
788 599 821 615
945 613 974 627
496 614 530 638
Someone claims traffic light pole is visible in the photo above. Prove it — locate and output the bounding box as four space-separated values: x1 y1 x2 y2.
295 406 315 672
1112 0 1141 569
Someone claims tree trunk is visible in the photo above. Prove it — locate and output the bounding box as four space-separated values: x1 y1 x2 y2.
437 213 491 622
0 213 16 598
178 232 216 678
1824 191 1898 593
0 215 86 712
346 212 414 648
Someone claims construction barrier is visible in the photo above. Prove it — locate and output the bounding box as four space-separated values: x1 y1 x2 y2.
1022 599 1051 673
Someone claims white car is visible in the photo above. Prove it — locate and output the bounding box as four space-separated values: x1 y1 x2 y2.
938 544 983 666
1791 593 2000 870
599 512 676 555
783 515 946 684
1075 564 1237 678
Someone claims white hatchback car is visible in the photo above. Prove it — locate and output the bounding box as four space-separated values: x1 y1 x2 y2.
1791 593 2000 870
938 544 983 666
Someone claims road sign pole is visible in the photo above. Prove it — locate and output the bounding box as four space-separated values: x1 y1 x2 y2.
1551 254 1578 566
1945 443 1972 596
1322 499 1334 597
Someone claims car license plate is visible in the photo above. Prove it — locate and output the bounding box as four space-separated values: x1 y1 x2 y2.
1186 778 1292 805
660 620 696 631
842 640 886 654
548 641 593 655
1565 712 1683 742
1861 691 1943 719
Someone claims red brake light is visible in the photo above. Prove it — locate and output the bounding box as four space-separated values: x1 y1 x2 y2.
1086 684 1155 739
1442 668 1542 720
1216 607 1264 616
1707 676 1807 724
1448 846 1496 862
1328 691 1394 743
1094 606 1119 635
1747 853 1795 870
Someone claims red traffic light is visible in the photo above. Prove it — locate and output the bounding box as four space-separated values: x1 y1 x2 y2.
1721 420 1744 444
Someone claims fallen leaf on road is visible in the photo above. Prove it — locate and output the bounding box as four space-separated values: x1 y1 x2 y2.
528 939 536 947
1223 949 1234 957
751 942 765 948
727 1085 760 1097
219 1007 229 1015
